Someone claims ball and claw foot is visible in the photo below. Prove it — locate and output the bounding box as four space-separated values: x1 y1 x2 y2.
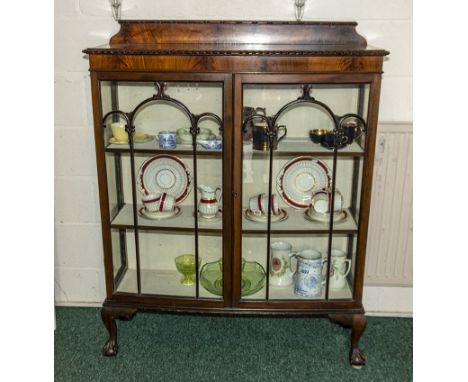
102 339 118 357
101 305 137 357
329 313 367 368
350 348 365 369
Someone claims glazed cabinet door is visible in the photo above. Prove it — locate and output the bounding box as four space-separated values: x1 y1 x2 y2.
233 74 377 309
94 73 232 306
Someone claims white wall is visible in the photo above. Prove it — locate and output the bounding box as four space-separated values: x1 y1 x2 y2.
54 0 413 314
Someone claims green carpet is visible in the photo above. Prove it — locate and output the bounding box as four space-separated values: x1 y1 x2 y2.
55 307 412 381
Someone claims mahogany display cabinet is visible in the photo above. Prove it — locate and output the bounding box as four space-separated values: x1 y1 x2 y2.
84 20 388 367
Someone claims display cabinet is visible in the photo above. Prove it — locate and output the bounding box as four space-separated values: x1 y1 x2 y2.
84 20 388 367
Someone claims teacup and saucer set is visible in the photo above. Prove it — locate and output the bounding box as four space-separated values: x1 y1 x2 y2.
304 188 348 223
274 156 347 224
244 193 288 223
139 192 181 220
108 122 154 145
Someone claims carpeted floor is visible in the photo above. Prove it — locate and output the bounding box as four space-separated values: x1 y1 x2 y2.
54 307 412 381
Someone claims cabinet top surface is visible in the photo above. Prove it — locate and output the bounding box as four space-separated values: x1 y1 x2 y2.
83 20 389 57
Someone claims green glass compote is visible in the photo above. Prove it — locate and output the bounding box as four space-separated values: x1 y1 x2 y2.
175 255 202 286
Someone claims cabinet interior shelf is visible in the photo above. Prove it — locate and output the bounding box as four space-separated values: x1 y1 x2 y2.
117 268 353 300
105 138 364 157
110 204 358 234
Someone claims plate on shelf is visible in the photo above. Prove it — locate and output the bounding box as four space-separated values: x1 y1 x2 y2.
138 205 182 220
277 156 332 210
200 259 266 297
137 155 192 204
244 208 288 223
304 208 348 224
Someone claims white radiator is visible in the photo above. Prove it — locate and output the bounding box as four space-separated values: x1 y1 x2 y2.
365 123 413 286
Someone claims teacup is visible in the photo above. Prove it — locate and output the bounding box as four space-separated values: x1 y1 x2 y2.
309 129 329 144
111 122 128 142
157 131 177 149
249 193 280 215
177 127 213 145
142 192 175 213
341 119 364 144
310 189 343 214
320 132 348 150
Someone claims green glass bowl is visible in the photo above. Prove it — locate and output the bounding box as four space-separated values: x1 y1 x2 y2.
200 258 265 296
175 254 201 286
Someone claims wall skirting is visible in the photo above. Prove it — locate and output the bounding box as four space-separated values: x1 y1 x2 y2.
363 286 413 317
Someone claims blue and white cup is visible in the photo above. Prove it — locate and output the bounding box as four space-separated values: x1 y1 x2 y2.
157 131 177 149
293 249 327 298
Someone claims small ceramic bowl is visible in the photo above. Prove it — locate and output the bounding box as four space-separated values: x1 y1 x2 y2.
177 127 213 144
198 138 222 150
309 129 329 144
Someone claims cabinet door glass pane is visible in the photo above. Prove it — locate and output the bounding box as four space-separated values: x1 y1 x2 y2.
100 80 224 299
241 82 369 302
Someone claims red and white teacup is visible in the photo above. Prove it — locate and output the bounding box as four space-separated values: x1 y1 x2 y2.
310 189 343 214
249 193 280 216
142 192 175 213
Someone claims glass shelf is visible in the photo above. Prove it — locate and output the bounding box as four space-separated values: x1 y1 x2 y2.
110 204 358 234
111 204 222 233
245 138 364 158
117 268 221 299
241 207 358 234
105 140 223 157
243 279 353 301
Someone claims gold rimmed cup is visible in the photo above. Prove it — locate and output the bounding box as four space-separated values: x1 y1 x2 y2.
309 129 330 144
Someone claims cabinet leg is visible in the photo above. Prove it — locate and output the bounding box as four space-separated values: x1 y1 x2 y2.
329 313 367 368
101 306 137 357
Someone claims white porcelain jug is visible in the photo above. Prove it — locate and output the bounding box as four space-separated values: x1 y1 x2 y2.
197 185 222 218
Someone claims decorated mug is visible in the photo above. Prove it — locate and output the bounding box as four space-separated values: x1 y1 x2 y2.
269 241 295 286
329 249 351 290
157 131 177 149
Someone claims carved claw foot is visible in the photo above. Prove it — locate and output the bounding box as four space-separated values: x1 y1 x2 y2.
102 339 118 357
350 347 365 369
329 313 367 368
101 306 137 357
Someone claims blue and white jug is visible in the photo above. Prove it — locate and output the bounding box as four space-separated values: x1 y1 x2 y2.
293 249 327 298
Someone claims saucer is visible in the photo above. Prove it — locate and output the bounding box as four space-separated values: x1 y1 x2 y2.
304 208 347 223
138 205 181 220
133 133 154 143
244 208 288 223
109 137 129 145
109 133 154 145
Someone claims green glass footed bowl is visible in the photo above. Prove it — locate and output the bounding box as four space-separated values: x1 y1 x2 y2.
200 258 266 297
175 254 201 286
